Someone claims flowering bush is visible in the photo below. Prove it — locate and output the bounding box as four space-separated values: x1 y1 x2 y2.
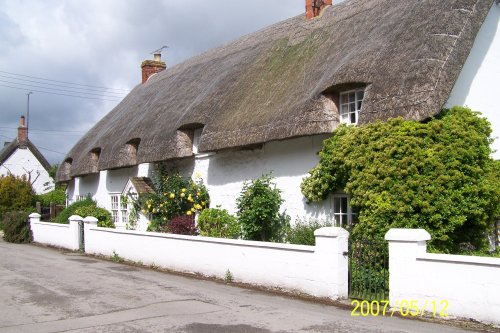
142 172 209 232
168 214 198 235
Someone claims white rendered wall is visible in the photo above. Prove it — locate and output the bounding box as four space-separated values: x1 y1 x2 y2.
190 135 332 223
446 4 500 159
84 225 349 299
386 229 500 326
0 147 53 194
67 135 334 228
67 166 138 211
29 213 80 251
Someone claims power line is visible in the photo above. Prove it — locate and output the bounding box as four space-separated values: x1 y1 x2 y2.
0 69 130 92
0 79 126 99
0 127 87 133
0 74 128 96
0 84 122 102
36 145 67 155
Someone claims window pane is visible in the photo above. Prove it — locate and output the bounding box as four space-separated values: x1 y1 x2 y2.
351 112 357 124
341 104 348 115
357 100 363 110
334 198 341 213
349 102 356 112
334 215 340 226
349 92 355 102
341 197 348 214
357 90 364 100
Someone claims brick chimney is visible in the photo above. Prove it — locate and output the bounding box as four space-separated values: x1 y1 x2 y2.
306 0 332 19
18 115 28 145
141 53 166 84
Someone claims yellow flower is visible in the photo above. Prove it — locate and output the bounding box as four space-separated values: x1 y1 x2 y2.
194 172 202 179
191 207 195 212
196 192 201 196
169 193 175 199
180 193 185 198
181 188 187 193
186 211 192 216
201 201 206 206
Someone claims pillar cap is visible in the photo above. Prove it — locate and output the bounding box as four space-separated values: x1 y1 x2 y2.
314 227 349 238
385 228 431 242
83 216 98 224
29 212 41 218
69 215 83 221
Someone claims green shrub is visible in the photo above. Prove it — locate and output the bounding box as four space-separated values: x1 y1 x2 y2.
36 188 66 206
236 173 290 242
54 198 95 224
0 175 35 225
286 219 332 245
198 207 240 238
3 211 32 243
74 205 114 228
301 106 499 253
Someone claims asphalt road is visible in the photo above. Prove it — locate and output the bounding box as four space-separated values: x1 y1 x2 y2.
0 238 490 333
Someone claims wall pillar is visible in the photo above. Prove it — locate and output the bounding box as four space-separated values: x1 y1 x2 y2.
68 215 83 251
29 212 41 225
385 228 431 304
83 216 98 253
314 227 349 298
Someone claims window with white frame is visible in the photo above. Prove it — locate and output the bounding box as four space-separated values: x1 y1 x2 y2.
339 89 364 125
110 194 130 225
110 195 119 224
331 194 356 227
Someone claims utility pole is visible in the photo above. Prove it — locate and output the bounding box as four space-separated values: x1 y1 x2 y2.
26 91 33 135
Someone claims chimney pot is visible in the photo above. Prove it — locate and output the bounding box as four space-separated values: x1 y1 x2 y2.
306 0 332 19
20 115 25 126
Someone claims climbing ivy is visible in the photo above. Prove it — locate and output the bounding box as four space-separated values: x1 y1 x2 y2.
301 106 499 253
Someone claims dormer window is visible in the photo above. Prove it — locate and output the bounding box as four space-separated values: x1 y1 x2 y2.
339 89 364 125
192 128 202 155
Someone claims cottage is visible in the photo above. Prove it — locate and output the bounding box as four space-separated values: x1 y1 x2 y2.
1 116 54 194
57 0 499 230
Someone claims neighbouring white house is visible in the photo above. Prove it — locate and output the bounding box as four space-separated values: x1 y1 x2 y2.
57 0 499 230
1 116 54 194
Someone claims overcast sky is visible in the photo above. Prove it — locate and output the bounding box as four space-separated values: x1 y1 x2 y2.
0 0 305 164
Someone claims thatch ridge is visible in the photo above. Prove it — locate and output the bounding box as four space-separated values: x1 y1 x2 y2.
57 0 493 181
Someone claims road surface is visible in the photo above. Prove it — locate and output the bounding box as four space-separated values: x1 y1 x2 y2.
0 237 491 333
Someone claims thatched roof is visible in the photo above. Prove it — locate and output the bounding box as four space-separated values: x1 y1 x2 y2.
0 139 51 172
57 0 493 182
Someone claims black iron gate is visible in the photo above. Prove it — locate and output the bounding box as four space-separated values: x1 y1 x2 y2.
78 220 85 251
348 237 389 301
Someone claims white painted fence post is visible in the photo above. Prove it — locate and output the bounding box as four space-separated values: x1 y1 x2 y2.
314 227 349 298
29 212 41 224
385 228 431 304
83 216 98 253
68 215 83 251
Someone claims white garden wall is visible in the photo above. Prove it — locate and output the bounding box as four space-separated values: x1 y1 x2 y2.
385 229 500 325
29 213 80 251
446 3 500 159
83 222 349 299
